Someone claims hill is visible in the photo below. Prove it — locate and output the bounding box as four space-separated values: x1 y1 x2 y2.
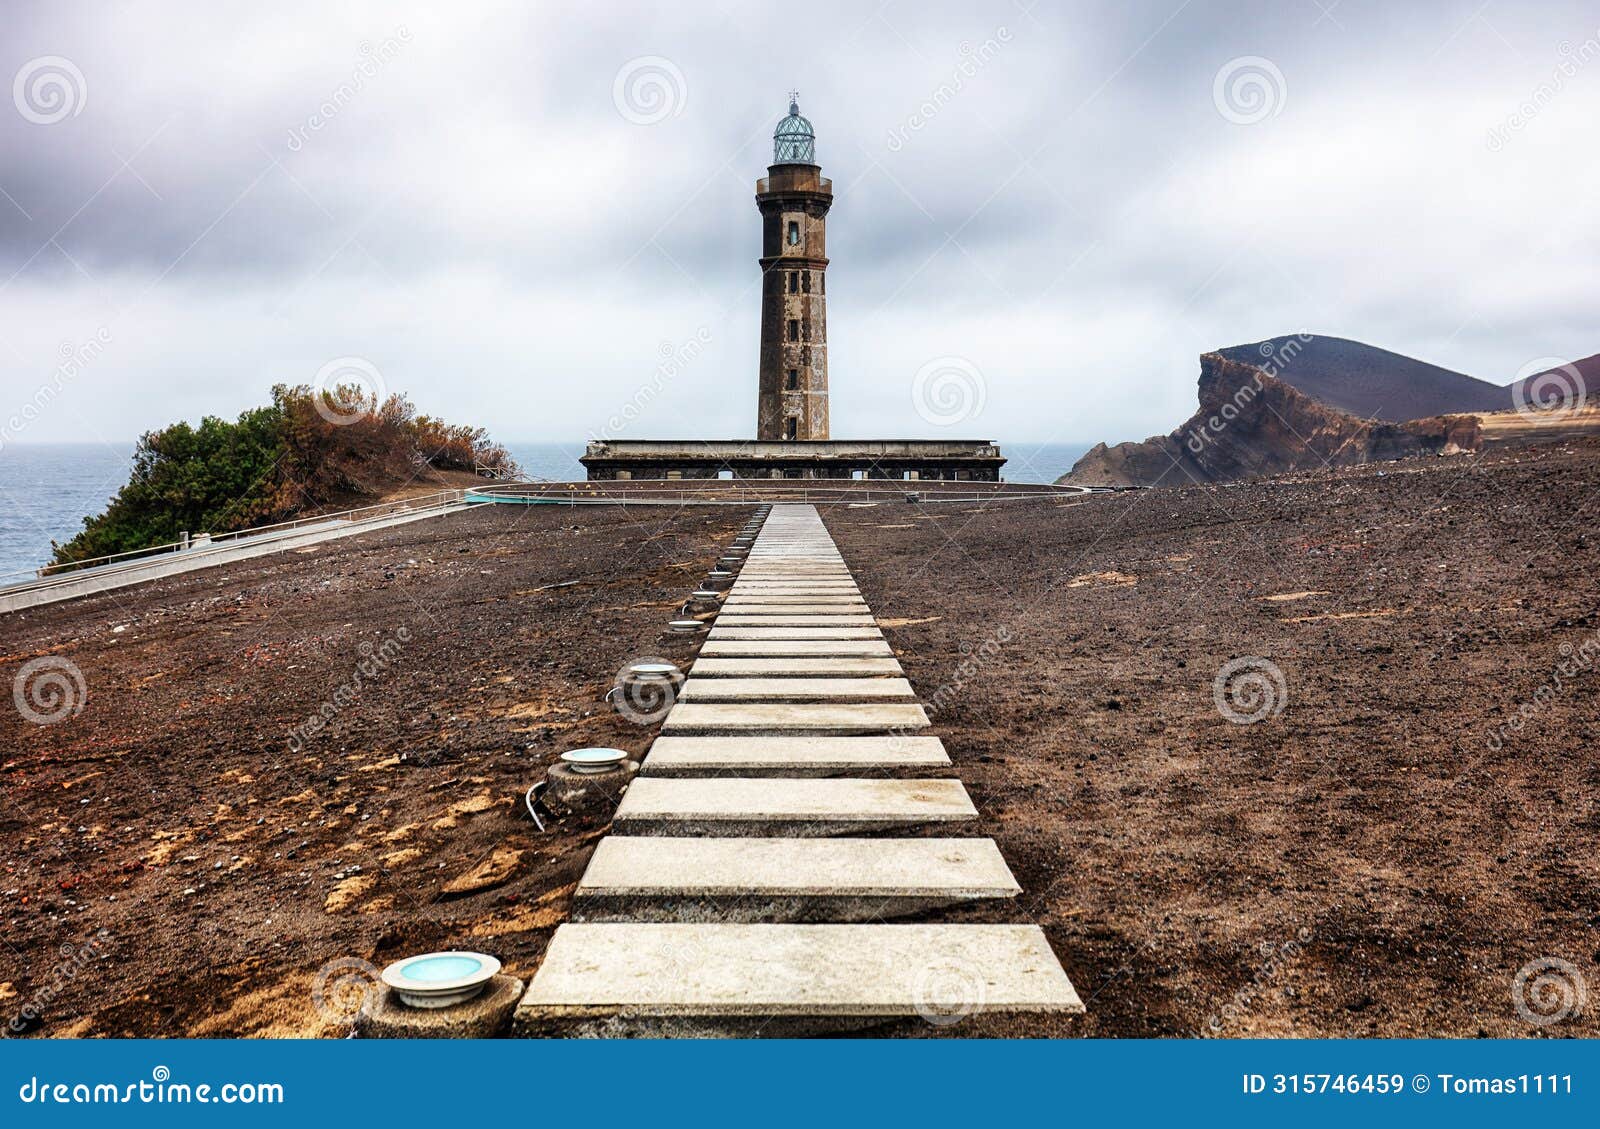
1061 352 1480 487
1062 335 1600 488
1214 335 1511 420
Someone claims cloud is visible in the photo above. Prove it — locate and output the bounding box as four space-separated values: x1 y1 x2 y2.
1 0 1596 451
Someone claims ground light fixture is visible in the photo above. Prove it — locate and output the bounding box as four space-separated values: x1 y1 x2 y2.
380 951 501 1008
605 661 683 704
559 746 631 774
668 618 705 633
621 660 681 679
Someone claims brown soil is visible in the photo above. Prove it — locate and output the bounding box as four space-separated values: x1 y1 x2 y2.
5 442 1598 1039
821 438 1600 1037
1 501 737 1037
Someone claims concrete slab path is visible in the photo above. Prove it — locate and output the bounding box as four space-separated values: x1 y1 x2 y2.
517 502 1079 1035
677 677 916 701
613 776 977 834
698 639 895 657
641 734 951 775
515 923 1082 1035
660 701 928 733
687 657 904 677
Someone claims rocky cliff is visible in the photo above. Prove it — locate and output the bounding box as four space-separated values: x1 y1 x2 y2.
1061 353 1481 487
1214 335 1511 420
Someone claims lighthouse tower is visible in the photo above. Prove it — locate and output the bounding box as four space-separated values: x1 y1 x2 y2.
755 94 833 441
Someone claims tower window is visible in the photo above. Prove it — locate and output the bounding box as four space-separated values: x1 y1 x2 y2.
801 318 810 341
787 319 799 341
785 369 798 390
787 220 799 246
785 417 799 440
801 272 810 294
788 272 798 294
820 273 825 295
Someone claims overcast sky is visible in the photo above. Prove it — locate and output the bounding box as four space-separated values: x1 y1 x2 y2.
0 0 1595 454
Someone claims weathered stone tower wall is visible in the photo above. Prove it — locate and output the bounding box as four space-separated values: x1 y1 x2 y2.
756 104 832 441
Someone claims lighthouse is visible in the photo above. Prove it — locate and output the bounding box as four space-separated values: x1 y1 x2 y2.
755 94 833 441
580 92 1006 482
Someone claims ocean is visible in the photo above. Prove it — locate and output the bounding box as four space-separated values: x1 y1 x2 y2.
0 440 1089 580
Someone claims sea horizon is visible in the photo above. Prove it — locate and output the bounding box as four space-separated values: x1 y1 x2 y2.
0 439 1092 578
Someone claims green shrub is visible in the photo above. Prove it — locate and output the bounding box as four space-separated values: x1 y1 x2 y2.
51 387 518 567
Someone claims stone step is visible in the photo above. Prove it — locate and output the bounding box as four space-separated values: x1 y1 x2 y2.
612 776 975 835
732 577 857 584
572 836 1019 921
736 572 857 582
687 657 904 677
642 734 949 776
699 639 894 657
735 578 854 585
738 570 853 577
737 570 853 577
729 585 862 593
715 614 877 627
677 677 915 702
724 593 865 601
722 596 868 606
661 701 926 734
514 923 1082 1036
722 604 870 616
708 627 884 640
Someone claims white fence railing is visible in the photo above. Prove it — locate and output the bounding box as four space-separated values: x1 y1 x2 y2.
2 489 467 587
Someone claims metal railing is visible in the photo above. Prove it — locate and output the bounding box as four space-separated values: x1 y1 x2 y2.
2 489 469 587
465 479 1107 508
